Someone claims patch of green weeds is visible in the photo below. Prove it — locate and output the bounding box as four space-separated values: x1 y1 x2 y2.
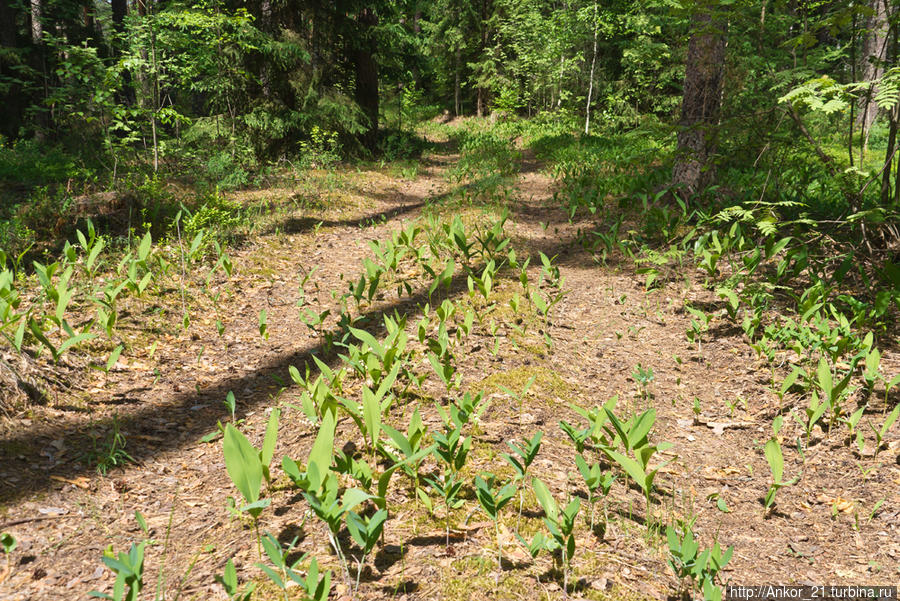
85 413 134 476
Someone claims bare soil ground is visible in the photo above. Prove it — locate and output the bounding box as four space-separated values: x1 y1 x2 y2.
1 140 898 601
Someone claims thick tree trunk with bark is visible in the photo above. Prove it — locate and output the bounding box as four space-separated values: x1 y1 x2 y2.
112 0 127 32
259 0 273 99
30 0 42 45
30 0 49 138
859 0 888 147
476 0 490 117
0 0 23 139
110 0 135 105
82 0 95 41
354 8 379 150
672 7 727 197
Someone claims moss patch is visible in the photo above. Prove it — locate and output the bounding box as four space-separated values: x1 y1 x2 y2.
478 365 574 405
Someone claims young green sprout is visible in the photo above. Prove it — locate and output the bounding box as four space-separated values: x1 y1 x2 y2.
868 403 900 458
221 408 281 551
632 363 655 399
1 532 17 586
502 431 543 525
256 534 331 601
346 508 388 591
425 472 465 547
763 434 800 515
532 478 581 597
574 454 615 531
666 524 732 598
473 473 517 582
215 558 255 601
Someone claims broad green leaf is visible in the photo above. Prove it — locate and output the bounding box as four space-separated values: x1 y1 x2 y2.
307 408 336 490
531 477 558 521
56 332 96 358
0 532 17 554
362 386 381 451
627 409 656 449
888 374 900 391
221 558 238 591
428 352 449 384
257 564 285 590
780 366 805 396
106 345 124 372
531 291 548 314
29 319 57 358
602 448 648 492
135 511 148 535
604 408 629 450
817 358 832 398
13 318 26 351
281 456 305 486
341 488 373 514
223 423 262 505
138 232 152 261
764 438 783 484
381 423 413 456
716 287 740 312
239 499 271 513
101 556 135 578
350 327 384 358
260 408 281 468
311 355 334 383
375 360 401 402
881 403 900 436
86 236 105 270
189 231 205 258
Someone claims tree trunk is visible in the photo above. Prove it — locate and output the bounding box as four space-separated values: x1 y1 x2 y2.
850 9 857 167
111 0 134 105
260 0 273 99
476 0 489 117
859 0 889 151
354 8 379 150
584 1 598 135
672 6 727 198
0 3 16 50
30 0 48 139
881 104 896 205
30 0 42 46
556 53 564 108
881 14 898 206
83 0 95 41
112 0 127 33
135 0 150 110
0 0 23 139
454 46 461 117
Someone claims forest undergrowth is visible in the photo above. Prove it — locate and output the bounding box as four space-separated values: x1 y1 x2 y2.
0 118 898 601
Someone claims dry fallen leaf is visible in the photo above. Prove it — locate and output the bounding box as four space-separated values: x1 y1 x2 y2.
833 498 854 513
49 475 90 489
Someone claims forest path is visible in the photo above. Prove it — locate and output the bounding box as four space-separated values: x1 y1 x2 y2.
0 146 460 599
1 138 898 601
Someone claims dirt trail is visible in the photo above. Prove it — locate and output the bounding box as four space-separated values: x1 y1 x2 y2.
0 151 458 600
1 143 898 601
